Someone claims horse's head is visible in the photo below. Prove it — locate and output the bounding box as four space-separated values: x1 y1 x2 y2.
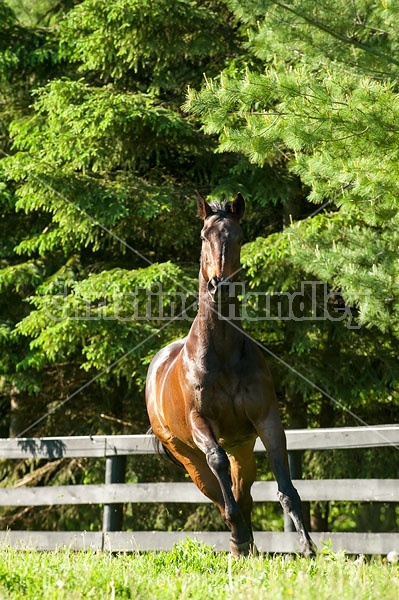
197 193 245 301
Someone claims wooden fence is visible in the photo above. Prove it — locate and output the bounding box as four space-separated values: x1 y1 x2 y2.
0 425 398 554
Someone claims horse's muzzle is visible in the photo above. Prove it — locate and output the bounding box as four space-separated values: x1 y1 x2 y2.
207 277 231 301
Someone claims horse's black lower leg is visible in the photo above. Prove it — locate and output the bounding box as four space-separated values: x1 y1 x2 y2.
273 473 315 556
278 486 316 557
256 417 316 557
206 446 253 556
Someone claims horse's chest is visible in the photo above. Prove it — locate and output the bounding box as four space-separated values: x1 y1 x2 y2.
193 370 246 417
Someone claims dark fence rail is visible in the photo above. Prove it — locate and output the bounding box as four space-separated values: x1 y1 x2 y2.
0 425 398 554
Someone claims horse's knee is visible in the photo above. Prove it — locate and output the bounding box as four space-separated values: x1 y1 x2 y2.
277 487 301 514
206 447 240 521
206 445 229 474
277 487 301 512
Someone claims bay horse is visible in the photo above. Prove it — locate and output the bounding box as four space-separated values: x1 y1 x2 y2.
145 193 315 557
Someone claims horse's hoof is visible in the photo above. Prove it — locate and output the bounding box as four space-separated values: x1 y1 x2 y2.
302 540 317 558
230 540 250 557
229 539 253 558
250 541 259 556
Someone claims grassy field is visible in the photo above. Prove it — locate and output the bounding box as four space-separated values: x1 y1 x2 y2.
0 538 398 599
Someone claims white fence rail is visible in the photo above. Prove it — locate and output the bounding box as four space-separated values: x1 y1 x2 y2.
0 425 398 554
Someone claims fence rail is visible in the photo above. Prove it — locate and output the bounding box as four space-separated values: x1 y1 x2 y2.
0 425 398 554
1 424 398 459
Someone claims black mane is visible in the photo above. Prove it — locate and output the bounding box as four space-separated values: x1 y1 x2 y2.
208 200 233 215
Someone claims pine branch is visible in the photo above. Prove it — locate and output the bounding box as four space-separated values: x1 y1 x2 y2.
275 1 399 68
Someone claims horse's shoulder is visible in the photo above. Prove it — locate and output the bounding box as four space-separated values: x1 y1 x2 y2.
149 337 186 372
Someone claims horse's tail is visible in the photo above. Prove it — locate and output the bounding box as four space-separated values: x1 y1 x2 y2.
147 427 185 469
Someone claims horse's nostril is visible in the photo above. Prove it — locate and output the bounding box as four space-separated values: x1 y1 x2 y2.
208 278 217 295
208 277 222 295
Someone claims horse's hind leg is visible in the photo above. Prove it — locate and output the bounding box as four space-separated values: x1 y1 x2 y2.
228 442 257 553
166 438 252 556
255 410 316 557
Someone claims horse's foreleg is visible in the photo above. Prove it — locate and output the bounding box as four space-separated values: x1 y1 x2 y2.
255 411 316 557
189 411 253 556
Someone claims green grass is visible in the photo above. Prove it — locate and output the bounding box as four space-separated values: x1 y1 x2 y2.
0 538 398 599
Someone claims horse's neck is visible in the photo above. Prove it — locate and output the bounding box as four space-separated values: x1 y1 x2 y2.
191 277 243 364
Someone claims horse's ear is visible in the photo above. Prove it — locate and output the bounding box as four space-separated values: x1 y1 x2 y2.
230 193 245 220
196 192 213 219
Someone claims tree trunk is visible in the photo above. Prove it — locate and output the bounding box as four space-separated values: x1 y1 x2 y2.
10 385 23 438
311 501 329 531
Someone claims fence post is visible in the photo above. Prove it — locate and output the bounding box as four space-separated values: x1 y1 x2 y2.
284 450 303 533
102 455 127 533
